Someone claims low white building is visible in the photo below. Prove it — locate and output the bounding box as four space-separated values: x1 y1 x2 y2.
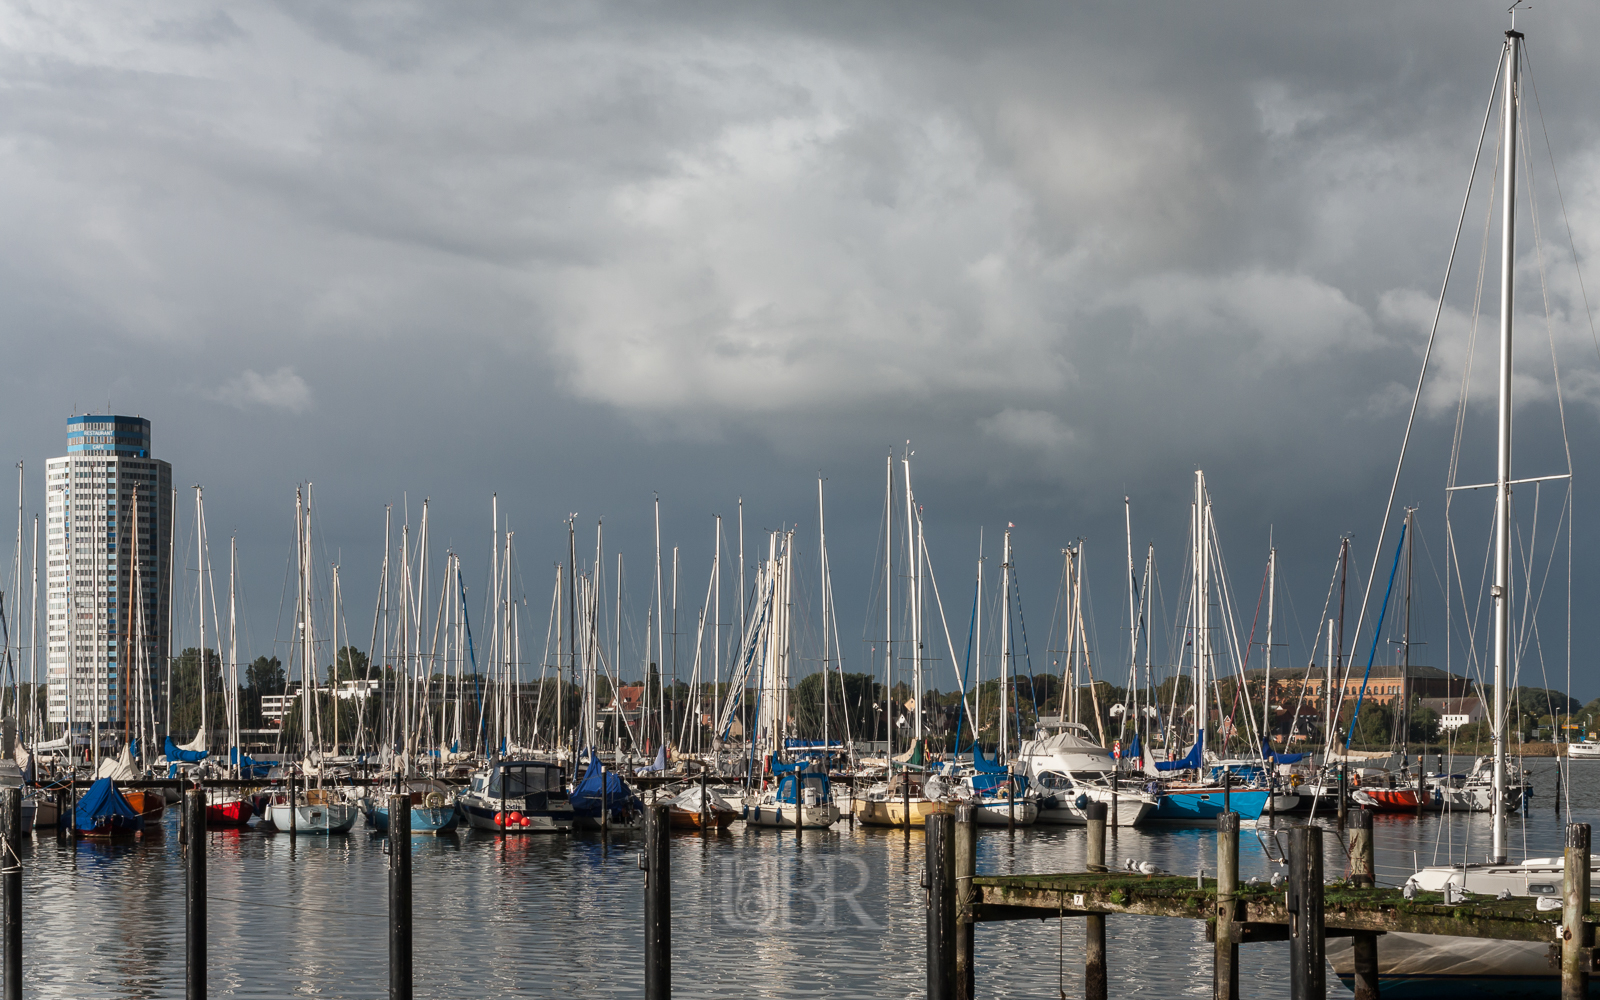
1421 696 1485 732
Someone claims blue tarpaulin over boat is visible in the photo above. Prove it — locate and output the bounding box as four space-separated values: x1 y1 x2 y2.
769 757 831 805
75 778 143 835
166 736 207 762
1155 730 1204 771
1125 734 1143 761
230 747 273 779
637 745 667 774
570 751 641 821
166 736 210 778
971 745 1008 774
1261 741 1307 765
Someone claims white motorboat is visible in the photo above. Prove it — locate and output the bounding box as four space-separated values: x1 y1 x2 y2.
456 759 574 833
1016 725 1155 826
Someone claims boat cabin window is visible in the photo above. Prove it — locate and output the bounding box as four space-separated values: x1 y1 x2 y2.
1529 883 1556 894
492 765 555 798
1035 772 1071 791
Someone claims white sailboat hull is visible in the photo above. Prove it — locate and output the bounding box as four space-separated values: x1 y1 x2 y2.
269 801 359 834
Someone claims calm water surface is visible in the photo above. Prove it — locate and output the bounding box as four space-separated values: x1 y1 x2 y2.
17 758 1598 998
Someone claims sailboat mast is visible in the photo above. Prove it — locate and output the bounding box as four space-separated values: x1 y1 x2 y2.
1400 508 1414 758
1490 28 1520 865
902 451 919 743
999 528 1012 760
230 535 238 776
196 487 206 748
1194 471 1208 757
883 457 893 756
1263 543 1275 756
1125 498 1138 747
818 477 829 762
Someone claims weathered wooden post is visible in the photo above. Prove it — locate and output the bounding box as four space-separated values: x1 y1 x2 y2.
645 802 672 1000
699 765 709 839
904 772 912 844
1221 769 1231 815
55 786 67 839
1337 765 1348 827
1006 766 1016 834
288 772 298 836
1562 822 1591 1000
1347 809 1378 1000
1215 811 1239 1000
185 787 207 1000
1 786 21 1000
389 792 412 1000
601 763 610 837
1415 759 1427 818
926 812 956 1000
954 805 976 1000
1288 825 1325 1000
1086 801 1108 1000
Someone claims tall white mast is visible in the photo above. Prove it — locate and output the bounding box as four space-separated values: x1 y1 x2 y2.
1194 471 1209 756
902 449 920 743
1125 498 1138 746
999 527 1012 760
1263 543 1275 755
229 534 238 775
196 486 207 747
883 456 893 755
1490 28 1521 865
818 477 829 759
654 496 664 751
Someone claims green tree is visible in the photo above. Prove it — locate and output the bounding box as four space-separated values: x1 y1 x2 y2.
169 647 226 738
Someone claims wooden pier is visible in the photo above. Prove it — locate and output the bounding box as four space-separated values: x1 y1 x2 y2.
928 809 1598 1000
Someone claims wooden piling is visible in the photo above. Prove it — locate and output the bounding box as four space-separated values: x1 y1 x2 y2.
645 802 672 1000
1007 766 1016 834
904 775 912 843
1337 766 1348 827
1415 760 1426 818
699 766 709 839
954 805 975 1000
601 764 609 837
1346 809 1378 1000
288 773 297 836
926 812 956 1000
1086 801 1108 1000
185 788 206 1000
1 787 21 1000
389 793 412 1000
1562 823 1591 1000
1221 770 1231 815
1347 808 1373 887
55 787 67 839
1288 825 1325 1000
1214 811 1239 1000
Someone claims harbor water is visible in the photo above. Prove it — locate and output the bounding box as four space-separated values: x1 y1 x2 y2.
19 757 1597 998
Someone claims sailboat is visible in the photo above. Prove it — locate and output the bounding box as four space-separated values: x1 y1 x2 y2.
1328 26 1588 995
743 756 841 829
268 489 359 835
1146 472 1270 824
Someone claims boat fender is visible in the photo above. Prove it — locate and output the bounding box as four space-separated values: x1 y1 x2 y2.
1074 793 1089 811
1040 795 1059 810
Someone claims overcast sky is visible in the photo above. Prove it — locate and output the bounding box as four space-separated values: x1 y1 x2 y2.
2 2 1597 704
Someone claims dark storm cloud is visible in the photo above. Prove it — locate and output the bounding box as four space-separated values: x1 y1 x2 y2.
1 1 1596 697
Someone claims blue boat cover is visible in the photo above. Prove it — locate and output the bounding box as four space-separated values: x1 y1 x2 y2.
1261 741 1307 765
570 751 641 816
971 745 1008 774
75 778 143 834
230 747 274 779
166 736 208 763
1125 734 1143 761
1155 730 1204 771
769 756 830 804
